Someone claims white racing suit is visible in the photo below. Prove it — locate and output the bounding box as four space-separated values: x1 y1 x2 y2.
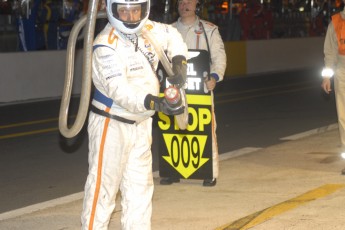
81 20 188 230
324 10 345 150
172 17 227 179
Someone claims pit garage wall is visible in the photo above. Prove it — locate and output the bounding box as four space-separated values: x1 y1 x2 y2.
0 37 325 104
224 37 324 77
0 50 84 104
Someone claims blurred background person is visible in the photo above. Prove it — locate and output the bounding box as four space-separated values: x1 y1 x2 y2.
159 0 227 187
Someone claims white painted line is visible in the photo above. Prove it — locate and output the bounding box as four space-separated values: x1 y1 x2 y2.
218 147 262 161
0 192 84 221
280 123 338 141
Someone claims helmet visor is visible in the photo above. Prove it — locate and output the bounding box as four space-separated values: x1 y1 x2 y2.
112 2 148 26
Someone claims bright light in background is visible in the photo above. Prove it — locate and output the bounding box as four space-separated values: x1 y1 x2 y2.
321 68 334 78
341 152 345 159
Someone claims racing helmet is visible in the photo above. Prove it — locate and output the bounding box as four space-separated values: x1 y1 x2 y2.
106 0 150 34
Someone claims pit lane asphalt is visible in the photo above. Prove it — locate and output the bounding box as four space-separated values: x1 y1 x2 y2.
1 125 345 229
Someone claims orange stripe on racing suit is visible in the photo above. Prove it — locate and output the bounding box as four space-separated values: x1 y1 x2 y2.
88 107 111 230
332 13 345 55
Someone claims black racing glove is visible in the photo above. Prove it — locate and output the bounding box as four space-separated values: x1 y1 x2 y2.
144 94 185 115
167 55 187 88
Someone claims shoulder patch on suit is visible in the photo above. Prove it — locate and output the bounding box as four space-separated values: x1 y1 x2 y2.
202 20 216 27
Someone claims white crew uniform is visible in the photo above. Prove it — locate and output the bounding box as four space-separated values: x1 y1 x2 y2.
81 20 187 230
172 16 227 179
323 10 345 150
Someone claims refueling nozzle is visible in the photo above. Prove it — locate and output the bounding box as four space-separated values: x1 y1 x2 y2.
164 86 182 107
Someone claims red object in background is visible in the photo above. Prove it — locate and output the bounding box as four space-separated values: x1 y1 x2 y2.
309 14 326 37
0 1 12 15
239 0 274 40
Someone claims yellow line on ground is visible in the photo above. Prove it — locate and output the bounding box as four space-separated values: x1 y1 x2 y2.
216 86 315 105
216 80 317 98
217 184 345 230
0 118 58 129
0 128 59 139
